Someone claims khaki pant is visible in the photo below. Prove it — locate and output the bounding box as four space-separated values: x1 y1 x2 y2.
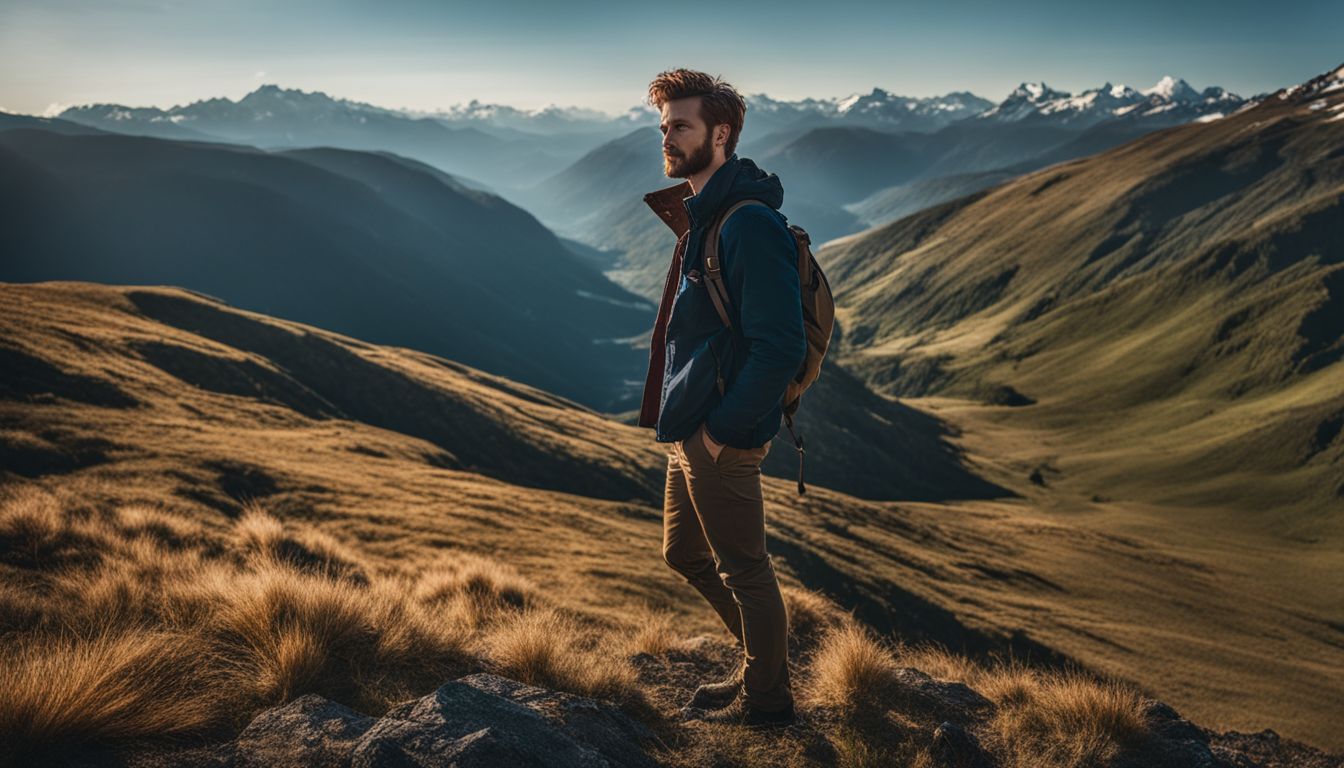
662 426 792 712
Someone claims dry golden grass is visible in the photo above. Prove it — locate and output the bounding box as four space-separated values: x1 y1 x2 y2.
0 483 1205 767
986 670 1152 768
0 483 669 760
0 630 228 747
235 502 368 584
624 606 682 657
414 549 539 629
783 584 852 652
0 485 104 572
892 641 984 685
0 489 562 757
802 621 901 712
827 724 937 768
795 620 1160 768
483 606 641 706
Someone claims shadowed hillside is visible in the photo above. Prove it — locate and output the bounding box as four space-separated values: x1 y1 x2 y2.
0 127 654 412
754 362 1009 503
2 281 1341 753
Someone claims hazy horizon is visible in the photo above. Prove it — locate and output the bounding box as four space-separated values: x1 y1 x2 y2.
2 0 1340 118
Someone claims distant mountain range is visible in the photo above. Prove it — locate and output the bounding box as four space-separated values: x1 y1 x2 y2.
44 75 1244 196
979 76 1246 127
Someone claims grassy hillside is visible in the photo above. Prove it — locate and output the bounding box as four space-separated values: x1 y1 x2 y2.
1 282 1340 754
9 487 1276 768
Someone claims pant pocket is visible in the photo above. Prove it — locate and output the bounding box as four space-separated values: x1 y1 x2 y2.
716 440 769 469
683 425 725 468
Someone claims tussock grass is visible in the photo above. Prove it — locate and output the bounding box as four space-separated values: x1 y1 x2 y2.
977 662 1040 709
828 724 936 768
0 486 103 570
114 504 213 552
0 491 520 757
893 640 983 686
483 607 640 705
624 607 682 656
803 622 901 712
783 585 851 653
236 503 368 584
0 630 228 750
414 550 538 627
796 619 1158 768
986 669 1153 768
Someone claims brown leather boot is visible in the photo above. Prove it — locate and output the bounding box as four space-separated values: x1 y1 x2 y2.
681 661 745 711
688 699 797 729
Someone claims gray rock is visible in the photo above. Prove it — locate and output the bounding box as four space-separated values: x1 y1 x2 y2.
1109 698 1227 768
891 667 995 723
235 693 375 768
352 679 604 768
930 720 991 768
352 724 543 768
457 673 658 768
229 673 657 768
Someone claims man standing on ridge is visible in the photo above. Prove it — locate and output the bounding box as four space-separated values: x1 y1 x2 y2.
638 68 806 729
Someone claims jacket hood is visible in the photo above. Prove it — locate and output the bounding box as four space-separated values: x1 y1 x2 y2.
644 154 784 237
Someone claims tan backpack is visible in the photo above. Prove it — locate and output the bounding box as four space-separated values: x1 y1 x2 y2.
701 200 836 494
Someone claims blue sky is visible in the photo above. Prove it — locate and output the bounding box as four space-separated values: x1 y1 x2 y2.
2 0 1340 116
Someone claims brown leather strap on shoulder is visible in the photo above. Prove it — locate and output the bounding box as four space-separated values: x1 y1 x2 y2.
703 200 769 330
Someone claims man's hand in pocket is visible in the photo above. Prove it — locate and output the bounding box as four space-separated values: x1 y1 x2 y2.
700 423 725 462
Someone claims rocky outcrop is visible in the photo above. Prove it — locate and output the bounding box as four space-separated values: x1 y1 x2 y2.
233 673 657 768
891 666 995 724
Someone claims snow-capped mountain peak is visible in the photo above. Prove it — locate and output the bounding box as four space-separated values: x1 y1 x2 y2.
978 82 1071 120
1142 76 1200 103
835 88 890 114
1012 82 1066 101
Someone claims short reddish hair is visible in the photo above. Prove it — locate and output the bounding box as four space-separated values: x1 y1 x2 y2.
647 69 747 157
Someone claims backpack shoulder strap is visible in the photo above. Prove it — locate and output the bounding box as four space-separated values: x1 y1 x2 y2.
702 199 771 330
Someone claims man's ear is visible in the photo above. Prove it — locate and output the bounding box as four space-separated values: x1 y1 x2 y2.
716 124 729 148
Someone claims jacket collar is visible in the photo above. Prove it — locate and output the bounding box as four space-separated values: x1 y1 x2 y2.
642 181 693 238
642 153 741 238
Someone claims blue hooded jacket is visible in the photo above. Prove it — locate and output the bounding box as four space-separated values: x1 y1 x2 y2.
638 154 806 449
